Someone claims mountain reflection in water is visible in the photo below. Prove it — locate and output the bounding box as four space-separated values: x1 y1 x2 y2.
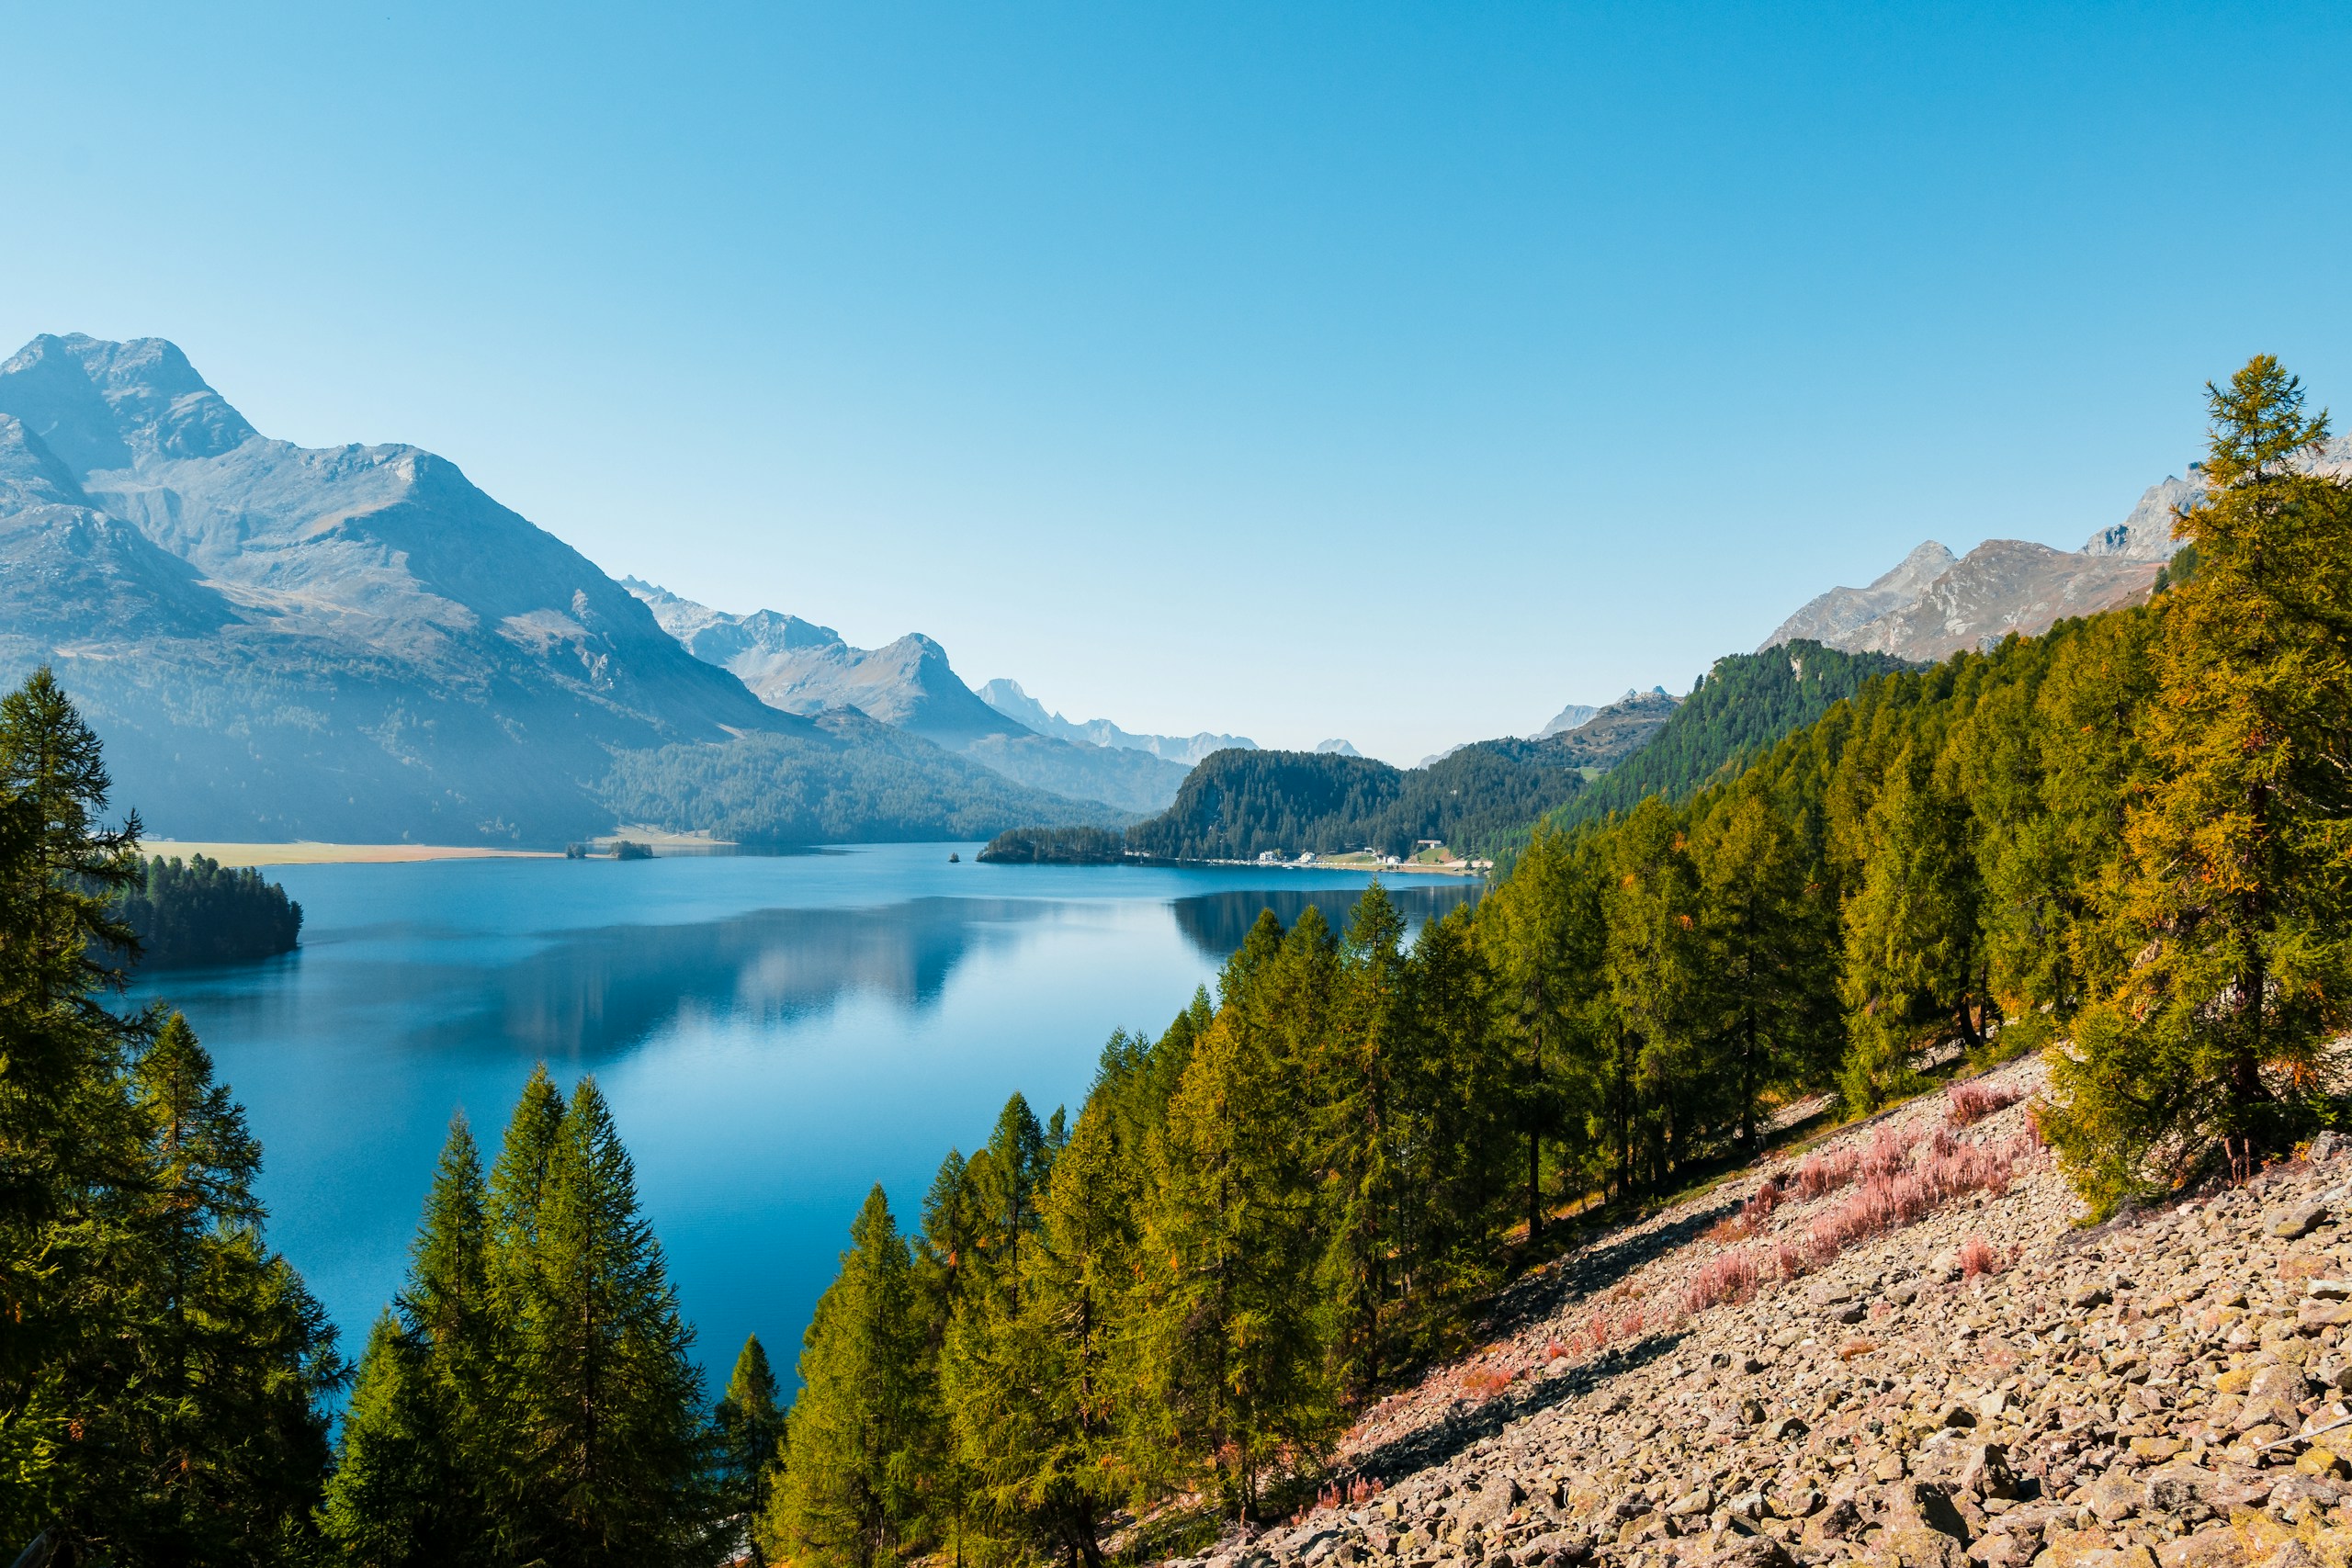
422 897 1049 1063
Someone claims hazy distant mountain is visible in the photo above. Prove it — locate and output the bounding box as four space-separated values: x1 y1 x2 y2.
976 679 1254 766
625 581 1191 815
1536 701 1599 737
0 333 1108 843
1315 739 1362 757
1759 444 2352 662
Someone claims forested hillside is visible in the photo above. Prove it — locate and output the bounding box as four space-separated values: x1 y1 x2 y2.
595 708 1125 846
1553 640 1913 827
1125 742 1584 861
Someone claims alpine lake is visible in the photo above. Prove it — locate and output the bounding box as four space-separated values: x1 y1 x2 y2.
125 843 1479 1392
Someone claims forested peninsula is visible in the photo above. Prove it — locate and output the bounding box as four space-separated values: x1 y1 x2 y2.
6 358 2350 1568
107 853 302 968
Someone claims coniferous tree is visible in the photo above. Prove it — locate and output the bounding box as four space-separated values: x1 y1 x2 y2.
764 1185 932 1568
2047 356 2352 1202
1837 741 1982 1111
503 1075 714 1566
717 1335 787 1563
1691 784 1837 1149
0 672 340 1564
1133 918 1332 1518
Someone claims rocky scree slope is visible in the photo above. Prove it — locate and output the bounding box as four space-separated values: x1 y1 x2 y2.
1200 1055 2352 1568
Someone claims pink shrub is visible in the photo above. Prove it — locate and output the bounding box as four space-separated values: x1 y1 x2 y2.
1807 1145 2016 1263
1929 1124 1961 1161
1793 1146 1860 1200
1948 1079 2021 1128
1958 1235 2002 1279
1860 1125 1917 1182
1744 1178 1784 1224
1770 1242 1809 1281
1684 1249 1761 1314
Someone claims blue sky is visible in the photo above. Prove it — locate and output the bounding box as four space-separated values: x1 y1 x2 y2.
4 2 2348 762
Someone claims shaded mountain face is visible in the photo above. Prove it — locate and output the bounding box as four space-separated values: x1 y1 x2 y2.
975 678 1255 766
625 580 1191 815
1760 442 2352 663
0 333 1099 845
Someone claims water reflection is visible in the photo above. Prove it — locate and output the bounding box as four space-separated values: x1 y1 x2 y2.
417 897 1048 1062
1169 882 1481 963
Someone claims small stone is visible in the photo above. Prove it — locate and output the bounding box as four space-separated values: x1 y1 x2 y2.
2069 1282 2115 1310
1740 1400 1766 1426
1937 1403 1977 1430
1835 1303 1867 1325
1770 1416 1809 1441
2305 1280 2352 1302
2130 1437 2185 1463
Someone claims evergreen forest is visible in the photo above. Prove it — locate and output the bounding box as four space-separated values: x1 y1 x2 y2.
2 357 2347 1565
107 854 304 968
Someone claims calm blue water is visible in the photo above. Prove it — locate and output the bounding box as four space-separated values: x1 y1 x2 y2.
126 843 1477 1393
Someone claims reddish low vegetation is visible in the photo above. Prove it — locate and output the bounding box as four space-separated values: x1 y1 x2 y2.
1682 1248 1762 1314
1792 1146 1860 1200
1947 1078 2023 1127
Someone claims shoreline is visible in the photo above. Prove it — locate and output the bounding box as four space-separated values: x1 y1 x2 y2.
141 840 563 868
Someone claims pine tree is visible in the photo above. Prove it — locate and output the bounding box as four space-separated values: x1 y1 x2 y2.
943 1078 1138 1568
1690 783 1837 1150
322 1315 447 1564
1305 883 1412 1403
323 1116 500 1565
503 1075 715 1566
1837 740 1981 1112
1475 826 1603 1227
2047 356 2352 1203
1132 941 1331 1518
717 1335 787 1563
763 1185 932 1568
1600 797 1703 1190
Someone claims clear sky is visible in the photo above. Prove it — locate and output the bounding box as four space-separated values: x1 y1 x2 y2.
5 2 2348 763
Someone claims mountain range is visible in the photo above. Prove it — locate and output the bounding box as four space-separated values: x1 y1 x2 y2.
1760 443 2352 660
974 679 1253 766
0 334 1113 844
621 581 1193 815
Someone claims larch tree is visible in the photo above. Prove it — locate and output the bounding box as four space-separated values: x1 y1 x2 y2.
2047 355 2352 1204
764 1185 932 1568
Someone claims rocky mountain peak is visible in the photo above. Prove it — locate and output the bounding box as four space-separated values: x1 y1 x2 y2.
0 333 257 475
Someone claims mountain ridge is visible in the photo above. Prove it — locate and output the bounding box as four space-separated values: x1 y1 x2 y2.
623 580 1193 815
1762 443 2352 660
